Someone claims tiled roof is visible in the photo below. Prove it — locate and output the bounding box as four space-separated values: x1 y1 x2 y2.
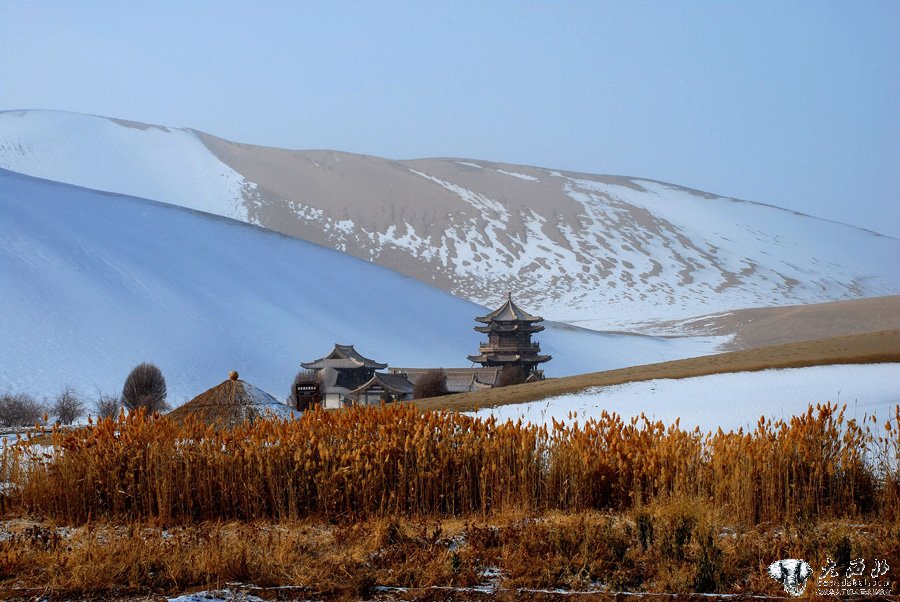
389 367 502 393
301 343 387 370
475 292 543 324
350 372 414 396
475 322 544 333
468 353 520 363
467 353 551 364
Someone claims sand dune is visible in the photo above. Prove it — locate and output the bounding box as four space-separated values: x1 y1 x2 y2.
645 295 900 349
2 110 898 334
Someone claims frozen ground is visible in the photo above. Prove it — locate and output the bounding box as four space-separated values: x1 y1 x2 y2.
468 363 900 433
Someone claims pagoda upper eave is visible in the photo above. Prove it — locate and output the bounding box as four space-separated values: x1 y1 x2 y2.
474 293 544 324
474 323 544 334
474 315 542 325
467 353 551 365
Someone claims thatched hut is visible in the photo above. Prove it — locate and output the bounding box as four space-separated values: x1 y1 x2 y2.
169 371 301 428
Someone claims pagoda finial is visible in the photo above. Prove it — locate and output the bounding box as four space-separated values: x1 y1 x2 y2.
507 290 512 302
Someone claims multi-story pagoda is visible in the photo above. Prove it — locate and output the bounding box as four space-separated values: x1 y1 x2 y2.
467 293 551 375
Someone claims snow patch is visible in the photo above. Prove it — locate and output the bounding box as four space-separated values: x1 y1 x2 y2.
496 169 539 181
469 364 900 433
408 168 509 218
240 382 301 420
169 591 266 602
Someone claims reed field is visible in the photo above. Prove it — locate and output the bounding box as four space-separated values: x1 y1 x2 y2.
2 402 898 524
0 402 898 598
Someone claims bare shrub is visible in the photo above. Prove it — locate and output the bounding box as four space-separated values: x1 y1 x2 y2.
413 368 448 399
50 385 85 425
0 392 45 427
93 392 120 420
498 365 527 387
121 363 168 413
289 370 321 410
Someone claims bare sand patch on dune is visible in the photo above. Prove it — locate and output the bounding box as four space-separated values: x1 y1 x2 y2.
648 295 900 349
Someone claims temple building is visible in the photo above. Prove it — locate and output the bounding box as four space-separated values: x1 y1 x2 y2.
299 297 551 409
467 292 551 377
301 344 388 408
349 372 415 405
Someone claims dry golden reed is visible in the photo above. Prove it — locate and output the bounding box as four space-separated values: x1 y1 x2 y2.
2 402 897 525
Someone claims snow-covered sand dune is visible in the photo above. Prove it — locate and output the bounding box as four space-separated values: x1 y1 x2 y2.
2 110 898 333
0 110 251 220
469 364 900 433
0 169 719 402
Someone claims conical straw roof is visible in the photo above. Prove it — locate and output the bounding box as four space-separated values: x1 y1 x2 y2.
169 371 300 428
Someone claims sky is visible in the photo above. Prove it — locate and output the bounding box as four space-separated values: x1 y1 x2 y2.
1 1 898 236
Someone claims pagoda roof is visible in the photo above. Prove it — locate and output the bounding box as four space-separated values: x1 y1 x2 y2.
467 353 552 364
475 323 544 334
301 343 387 370
349 372 414 396
475 292 543 324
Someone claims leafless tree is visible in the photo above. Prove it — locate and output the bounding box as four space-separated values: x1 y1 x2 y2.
0 392 46 427
50 385 85 425
289 369 321 410
498 365 527 387
413 369 449 399
121 363 168 413
93 392 120 420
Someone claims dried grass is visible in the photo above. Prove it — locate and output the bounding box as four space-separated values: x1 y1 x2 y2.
2 401 897 526
1 512 897 599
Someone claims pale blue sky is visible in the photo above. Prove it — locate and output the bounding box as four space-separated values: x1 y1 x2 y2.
1 1 897 236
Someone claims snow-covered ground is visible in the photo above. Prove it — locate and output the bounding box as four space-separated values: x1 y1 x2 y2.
0 168 720 403
237 380 301 421
169 591 268 602
469 364 900 433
